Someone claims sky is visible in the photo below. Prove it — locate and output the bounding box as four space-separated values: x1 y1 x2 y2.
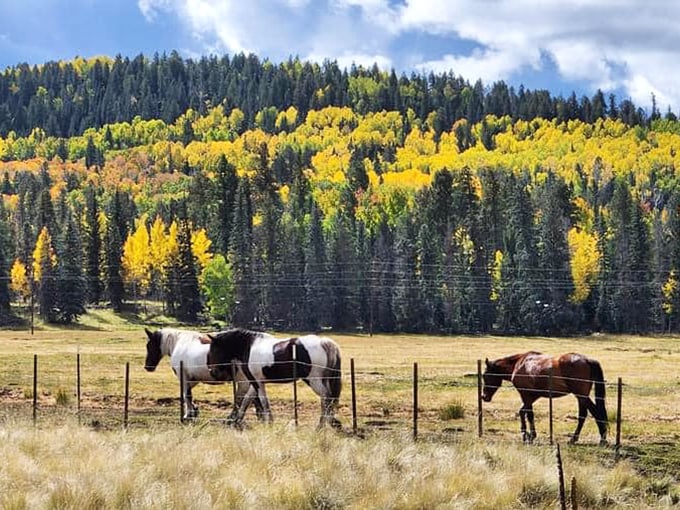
0 0 678 113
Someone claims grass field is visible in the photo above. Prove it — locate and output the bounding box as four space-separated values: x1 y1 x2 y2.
0 311 679 508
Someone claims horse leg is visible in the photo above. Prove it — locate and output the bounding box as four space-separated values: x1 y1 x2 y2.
256 384 273 423
526 405 537 443
229 383 257 427
585 398 609 446
570 397 588 444
519 405 529 442
183 382 197 420
306 375 340 429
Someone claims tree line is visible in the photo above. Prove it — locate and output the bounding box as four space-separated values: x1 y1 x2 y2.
0 52 669 143
0 150 678 335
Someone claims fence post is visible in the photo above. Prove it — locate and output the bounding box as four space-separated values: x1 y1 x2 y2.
556 443 566 510
570 476 578 510
413 362 418 441
292 344 298 427
350 358 357 435
477 359 483 437
76 352 81 424
548 367 554 445
123 362 130 429
32 354 38 425
615 377 623 449
179 360 185 424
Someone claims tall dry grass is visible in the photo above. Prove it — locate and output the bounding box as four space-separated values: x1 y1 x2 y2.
0 417 666 509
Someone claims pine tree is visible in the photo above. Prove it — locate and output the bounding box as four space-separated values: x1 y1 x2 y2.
214 155 238 254
0 198 12 321
176 218 202 322
84 185 103 304
105 193 125 312
303 202 328 330
229 178 257 326
535 173 578 334
55 211 86 323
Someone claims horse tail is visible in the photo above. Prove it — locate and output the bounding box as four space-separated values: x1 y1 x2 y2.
322 339 342 401
588 358 608 429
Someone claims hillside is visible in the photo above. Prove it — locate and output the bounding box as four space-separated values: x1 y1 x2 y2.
1 54 680 334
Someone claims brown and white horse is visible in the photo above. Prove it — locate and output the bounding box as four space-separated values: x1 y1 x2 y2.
144 327 264 421
206 328 342 428
482 351 608 445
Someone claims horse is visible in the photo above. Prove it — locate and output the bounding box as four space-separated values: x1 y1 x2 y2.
143 327 264 421
205 328 343 429
482 351 608 445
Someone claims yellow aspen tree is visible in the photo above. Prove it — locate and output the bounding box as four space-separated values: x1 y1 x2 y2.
121 216 151 298
32 227 56 283
191 228 213 274
567 228 601 303
10 259 29 301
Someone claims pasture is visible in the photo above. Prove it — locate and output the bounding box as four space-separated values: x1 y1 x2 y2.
0 312 679 508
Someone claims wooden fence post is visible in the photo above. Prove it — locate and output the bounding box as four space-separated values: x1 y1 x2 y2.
76 352 81 424
123 362 130 429
549 367 554 445
477 359 483 438
179 360 185 424
556 443 566 510
32 354 37 425
350 358 357 435
615 377 623 449
292 344 298 427
413 362 418 441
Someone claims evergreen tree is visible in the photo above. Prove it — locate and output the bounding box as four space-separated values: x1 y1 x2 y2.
55 211 86 323
0 198 11 321
392 213 422 332
105 193 125 312
214 155 238 254
535 173 578 334
326 212 358 330
229 178 257 326
175 217 202 322
84 185 103 304
303 202 329 330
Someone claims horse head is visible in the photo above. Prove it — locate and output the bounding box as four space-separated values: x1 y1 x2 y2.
206 331 236 381
481 358 503 402
144 328 163 372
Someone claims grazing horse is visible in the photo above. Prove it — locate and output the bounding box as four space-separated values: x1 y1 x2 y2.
144 327 264 421
206 328 343 428
482 352 608 445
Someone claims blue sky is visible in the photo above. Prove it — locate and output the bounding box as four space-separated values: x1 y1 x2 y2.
1 0 677 112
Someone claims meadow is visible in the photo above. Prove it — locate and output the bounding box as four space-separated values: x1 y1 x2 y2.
0 310 679 508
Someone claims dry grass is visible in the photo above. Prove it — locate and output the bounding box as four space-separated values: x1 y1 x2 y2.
0 314 679 507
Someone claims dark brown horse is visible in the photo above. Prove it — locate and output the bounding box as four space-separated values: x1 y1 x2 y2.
482 352 608 445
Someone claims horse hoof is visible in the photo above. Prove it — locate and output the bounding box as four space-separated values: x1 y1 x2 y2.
568 435 578 445
599 439 608 447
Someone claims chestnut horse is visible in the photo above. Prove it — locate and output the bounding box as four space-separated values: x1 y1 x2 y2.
482 352 608 445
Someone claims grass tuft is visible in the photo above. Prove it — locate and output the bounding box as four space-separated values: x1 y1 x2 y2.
438 400 466 420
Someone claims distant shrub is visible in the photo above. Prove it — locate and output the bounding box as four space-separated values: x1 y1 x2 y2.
55 388 71 406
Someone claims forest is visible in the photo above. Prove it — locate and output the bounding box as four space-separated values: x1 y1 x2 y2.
1 52 680 335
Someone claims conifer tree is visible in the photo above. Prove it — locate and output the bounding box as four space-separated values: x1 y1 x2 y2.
0 198 11 321
55 211 85 323
229 178 257 326
303 203 328 330
84 185 103 304
176 217 202 322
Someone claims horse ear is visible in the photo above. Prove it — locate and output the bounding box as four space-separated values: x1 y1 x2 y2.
485 358 491 368
144 328 153 340
199 335 212 345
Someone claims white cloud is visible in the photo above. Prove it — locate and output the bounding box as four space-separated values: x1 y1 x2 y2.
138 0 680 111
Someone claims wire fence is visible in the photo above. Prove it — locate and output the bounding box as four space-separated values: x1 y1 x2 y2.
0 350 655 448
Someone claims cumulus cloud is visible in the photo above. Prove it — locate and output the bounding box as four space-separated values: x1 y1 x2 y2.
138 0 680 110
